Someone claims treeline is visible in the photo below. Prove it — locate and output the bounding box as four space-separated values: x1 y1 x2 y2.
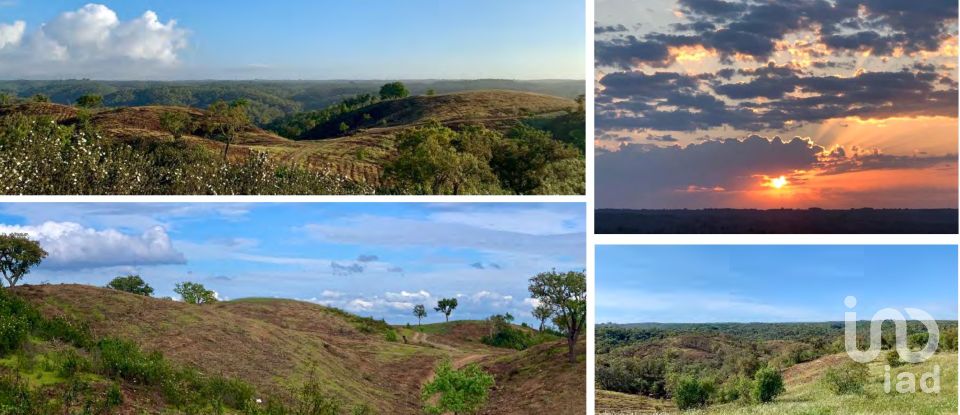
596 321 958 411
0 79 583 125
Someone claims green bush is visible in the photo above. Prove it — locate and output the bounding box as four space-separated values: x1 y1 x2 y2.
385 329 399 342
481 326 533 350
422 361 494 415
752 367 785 403
106 382 123 406
718 375 754 403
823 361 869 395
0 314 28 356
96 338 169 385
885 350 903 367
53 349 91 378
672 376 713 410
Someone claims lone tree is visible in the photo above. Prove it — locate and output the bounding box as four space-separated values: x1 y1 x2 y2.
434 298 458 322
32 94 49 103
379 81 410 100
75 94 103 108
421 361 494 415
174 282 218 305
0 233 47 288
206 99 249 161
159 110 193 141
532 304 552 332
413 304 427 327
107 274 154 296
528 269 586 363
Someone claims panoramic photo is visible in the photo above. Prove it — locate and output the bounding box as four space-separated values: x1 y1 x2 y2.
595 245 958 414
0 1 585 195
0 202 587 414
595 0 959 233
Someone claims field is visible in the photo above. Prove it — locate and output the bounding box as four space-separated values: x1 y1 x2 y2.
1 284 585 414
0 80 585 195
595 209 959 234
596 322 959 415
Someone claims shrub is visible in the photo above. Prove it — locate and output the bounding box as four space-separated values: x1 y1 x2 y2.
96 338 168 385
422 361 495 415
752 367 785 403
106 382 123 406
823 361 869 395
886 350 903 367
0 314 28 355
673 376 713 410
53 349 91 378
385 329 399 342
719 375 754 403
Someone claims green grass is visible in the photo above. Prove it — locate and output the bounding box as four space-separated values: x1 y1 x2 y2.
689 353 957 415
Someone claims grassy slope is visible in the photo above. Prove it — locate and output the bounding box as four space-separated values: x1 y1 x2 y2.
11 284 585 414
598 352 958 415
2 90 576 185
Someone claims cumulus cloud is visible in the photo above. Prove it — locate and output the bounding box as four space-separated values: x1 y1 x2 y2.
0 221 185 269
0 4 188 78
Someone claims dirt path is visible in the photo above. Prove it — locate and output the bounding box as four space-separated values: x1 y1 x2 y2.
415 331 492 387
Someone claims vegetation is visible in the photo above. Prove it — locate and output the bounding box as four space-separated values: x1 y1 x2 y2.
822 361 869 395
674 376 713 410
75 94 103 109
159 110 193 141
435 298 458 322
751 367 785 403
413 304 427 327
532 304 552 332
174 281 218 304
421 360 495 415
528 270 586 363
106 274 154 296
0 233 47 288
378 82 410 101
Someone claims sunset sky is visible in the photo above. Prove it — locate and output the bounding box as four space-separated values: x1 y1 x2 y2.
595 0 958 209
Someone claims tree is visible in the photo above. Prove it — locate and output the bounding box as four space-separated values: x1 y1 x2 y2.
174 282 218 305
421 361 494 415
528 269 585 362
0 233 47 288
206 99 249 161
673 376 713 410
752 367 785 402
107 274 154 296
31 94 49 103
75 94 103 108
338 121 350 134
532 304 552 332
159 110 192 141
414 304 427 327
379 82 410 100
426 89 436 96
434 298 458 322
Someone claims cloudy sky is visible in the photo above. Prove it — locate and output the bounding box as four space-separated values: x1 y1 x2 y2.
596 0 958 209
0 1 584 80
597 245 958 323
0 203 585 326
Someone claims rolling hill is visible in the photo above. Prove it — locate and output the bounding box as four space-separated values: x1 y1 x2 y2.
5 284 585 414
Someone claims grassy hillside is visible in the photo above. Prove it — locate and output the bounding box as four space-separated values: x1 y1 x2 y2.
3 284 584 414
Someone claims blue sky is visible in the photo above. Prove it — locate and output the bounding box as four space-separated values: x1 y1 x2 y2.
0 203 585 326
597 245 959 323
0 1 584 79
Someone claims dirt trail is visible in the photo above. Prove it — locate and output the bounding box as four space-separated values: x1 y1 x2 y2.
415 331 490 387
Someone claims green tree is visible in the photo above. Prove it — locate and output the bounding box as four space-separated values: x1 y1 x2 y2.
414 304 427 327
379 82 410 100
75 94 103 108
426 89 436 96
107 274 154 296
174 281 218 305
421 361 494 415
338 121 350 134
491 125 581 194
206 99 250 161
0 233 47 288
159 110 193 141
528 270 585 362
673 376 713 410
753 367 785 402
31 94 49 103
532 304 552 332
435 298 458 322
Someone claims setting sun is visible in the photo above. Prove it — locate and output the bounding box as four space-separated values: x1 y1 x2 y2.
770 176 788 189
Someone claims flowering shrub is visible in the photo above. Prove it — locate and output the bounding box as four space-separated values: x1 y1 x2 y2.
0 114 375 195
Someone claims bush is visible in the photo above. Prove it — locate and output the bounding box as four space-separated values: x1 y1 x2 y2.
53 349 91 378
718 375 754 404
752 367 785 403
385 329 399 342
422 361 495 415
886 350 903 367
96 338 169 385
106 382 123 406
0 314 28 356
823 361 869 395
673 376 713 410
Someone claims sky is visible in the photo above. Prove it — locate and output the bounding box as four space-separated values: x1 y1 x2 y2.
0 1 585 80
0 202 586 326
595 0 958 209
596 245 959 323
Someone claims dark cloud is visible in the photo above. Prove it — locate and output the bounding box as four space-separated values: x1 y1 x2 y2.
470 262 485 269
596 24 629 34
331 261 363 276
596 36 672 69
646 134 679 142
489 263 502 270
356 254 379 262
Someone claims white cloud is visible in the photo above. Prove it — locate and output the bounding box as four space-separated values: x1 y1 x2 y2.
0 221 186 270
0 4 188 78
385 290 431 301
